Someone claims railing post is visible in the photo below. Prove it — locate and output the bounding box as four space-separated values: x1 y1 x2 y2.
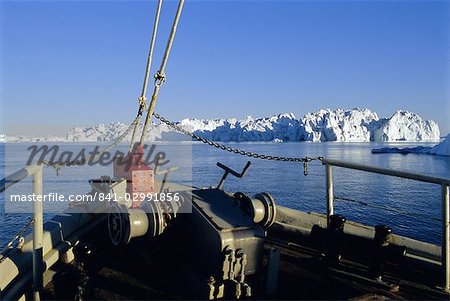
32 165 43 301
325 164 334 228
442 185 450 293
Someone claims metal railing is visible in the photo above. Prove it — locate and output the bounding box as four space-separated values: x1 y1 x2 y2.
0 164 44 301
321 158 450 293
1 159 449 295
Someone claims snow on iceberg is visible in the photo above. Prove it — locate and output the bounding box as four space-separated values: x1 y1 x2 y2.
371 110 440 142
299 108 378 142
181 109 438 142
3 109 441 143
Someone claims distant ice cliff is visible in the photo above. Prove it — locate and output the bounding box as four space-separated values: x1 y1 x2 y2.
3 108 441 143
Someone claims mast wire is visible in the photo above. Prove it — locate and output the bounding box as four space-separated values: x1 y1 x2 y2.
129 0 163 151
139 0 185 145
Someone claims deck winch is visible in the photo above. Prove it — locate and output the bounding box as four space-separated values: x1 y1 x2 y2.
107 189 277 299
107 192 184 246
107 161 278 299
107 188 277 246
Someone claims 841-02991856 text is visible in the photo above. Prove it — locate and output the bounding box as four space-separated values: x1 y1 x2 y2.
97 192 181 202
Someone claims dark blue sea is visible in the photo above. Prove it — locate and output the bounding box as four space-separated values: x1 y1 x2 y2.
1 141 449 246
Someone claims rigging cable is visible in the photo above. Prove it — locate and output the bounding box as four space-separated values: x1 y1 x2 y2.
139 0 185 145
129 0 163 151
39 0 184 174
32 0 319 175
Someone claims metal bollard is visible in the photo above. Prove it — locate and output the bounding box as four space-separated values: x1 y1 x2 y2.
325 215 347 264
369 225 392 281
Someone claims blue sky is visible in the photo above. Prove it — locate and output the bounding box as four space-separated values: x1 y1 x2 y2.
1 0 449 135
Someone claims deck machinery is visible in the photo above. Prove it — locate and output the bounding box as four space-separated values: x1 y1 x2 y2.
1 0 449 298
0 160 449 300
104 161 277 299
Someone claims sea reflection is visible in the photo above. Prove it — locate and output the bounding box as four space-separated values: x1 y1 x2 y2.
1 141 449 245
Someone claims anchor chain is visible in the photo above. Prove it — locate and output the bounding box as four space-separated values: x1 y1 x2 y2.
37 111 320 177
153 112 323 175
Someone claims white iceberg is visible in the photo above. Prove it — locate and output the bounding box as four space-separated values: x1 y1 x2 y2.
299 108 378 142
2 108 441 143
371 110 440 142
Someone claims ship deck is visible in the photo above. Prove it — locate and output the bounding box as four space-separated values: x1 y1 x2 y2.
41 220 448 300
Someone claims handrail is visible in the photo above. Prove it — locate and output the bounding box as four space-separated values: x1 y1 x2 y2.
1 159 449 294
1 164 44 301
321 158 450 186
321 157 450 293
0 164 43 192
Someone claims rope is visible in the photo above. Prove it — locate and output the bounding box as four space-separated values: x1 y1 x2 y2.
153 113 323 170
139 0 185 144
334 196 442 222
41 0 185 172
129 0 163 151
0 218 34 262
